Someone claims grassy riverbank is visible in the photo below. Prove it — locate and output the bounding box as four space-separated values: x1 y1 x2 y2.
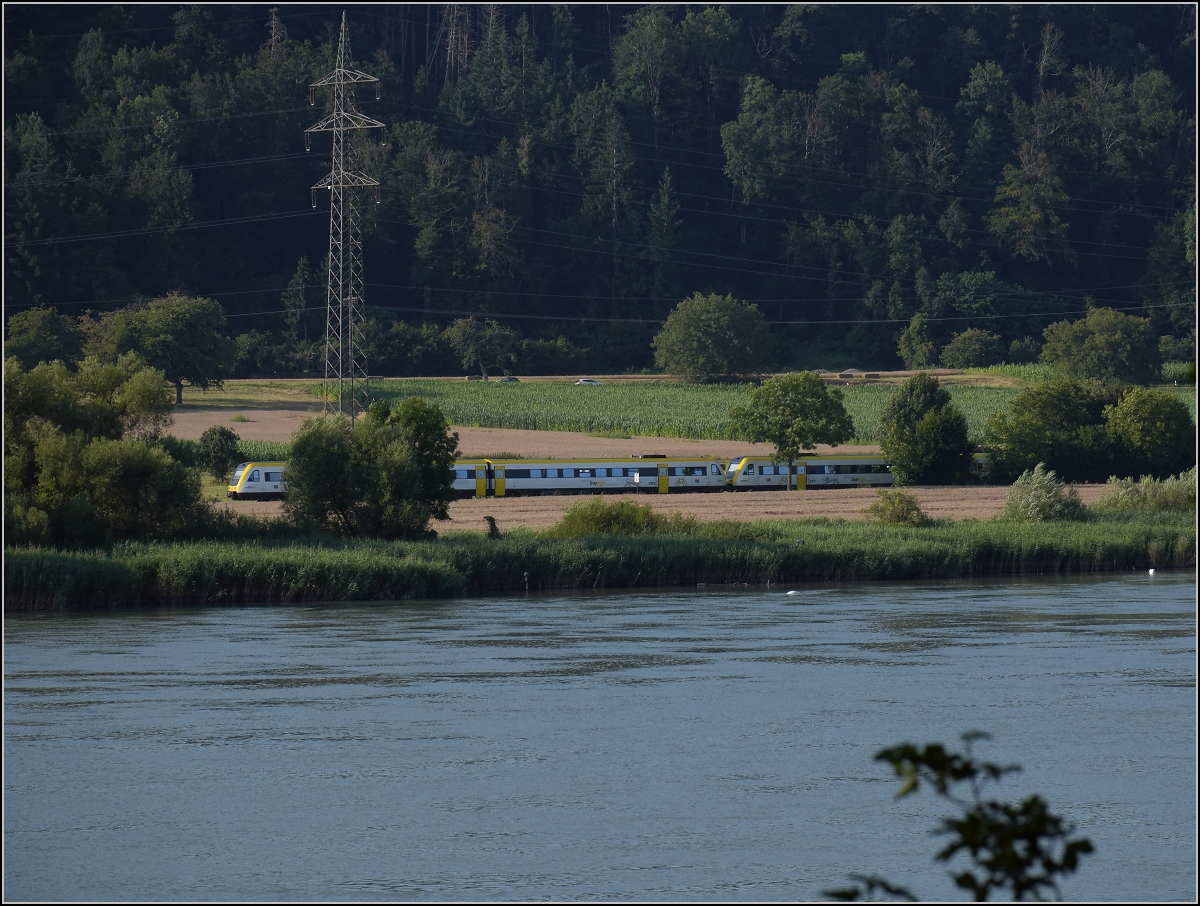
5 513 1193 611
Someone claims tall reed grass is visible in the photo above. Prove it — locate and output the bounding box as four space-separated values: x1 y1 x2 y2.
6 513 1192 611
1091 468 1197 513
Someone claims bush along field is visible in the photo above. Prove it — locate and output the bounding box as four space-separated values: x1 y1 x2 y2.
6 504 1193 611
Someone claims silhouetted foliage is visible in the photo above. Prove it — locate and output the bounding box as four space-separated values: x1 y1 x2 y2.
827 732 1093 902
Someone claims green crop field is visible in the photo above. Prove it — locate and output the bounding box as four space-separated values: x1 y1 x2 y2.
370 379 1047 445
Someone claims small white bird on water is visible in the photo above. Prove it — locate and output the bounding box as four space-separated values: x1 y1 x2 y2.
786 590 799 596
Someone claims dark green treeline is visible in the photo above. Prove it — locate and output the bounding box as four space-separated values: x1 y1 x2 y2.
5 4 1195 372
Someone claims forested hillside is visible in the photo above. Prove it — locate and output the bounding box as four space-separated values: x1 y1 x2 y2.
5 4 1196 375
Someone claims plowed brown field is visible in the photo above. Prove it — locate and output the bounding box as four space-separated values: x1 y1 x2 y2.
169 403 1108 532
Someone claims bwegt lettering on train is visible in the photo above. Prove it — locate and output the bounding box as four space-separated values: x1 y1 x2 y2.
229 454 991 500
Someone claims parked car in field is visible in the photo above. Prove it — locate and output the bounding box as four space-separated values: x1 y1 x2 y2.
575 378 603 385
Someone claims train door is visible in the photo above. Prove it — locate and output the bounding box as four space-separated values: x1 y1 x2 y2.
495 465 506 497
657 463 668 493
795 463 807 491
475 465 487 498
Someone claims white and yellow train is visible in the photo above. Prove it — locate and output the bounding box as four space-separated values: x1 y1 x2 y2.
227 461 287 500
227 453 990 500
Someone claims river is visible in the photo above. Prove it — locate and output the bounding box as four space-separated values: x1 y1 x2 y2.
4 573 1195 901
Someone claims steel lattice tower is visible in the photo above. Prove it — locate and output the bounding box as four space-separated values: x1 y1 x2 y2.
305 12 385 418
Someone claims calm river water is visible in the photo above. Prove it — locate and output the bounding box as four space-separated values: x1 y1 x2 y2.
4 574 1196 902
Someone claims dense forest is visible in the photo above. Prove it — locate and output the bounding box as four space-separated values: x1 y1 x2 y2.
5 3 1196 375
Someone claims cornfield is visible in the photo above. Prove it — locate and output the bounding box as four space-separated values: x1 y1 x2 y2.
371 379 1031 445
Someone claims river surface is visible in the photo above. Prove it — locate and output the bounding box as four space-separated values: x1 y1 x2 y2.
4 574 1196 902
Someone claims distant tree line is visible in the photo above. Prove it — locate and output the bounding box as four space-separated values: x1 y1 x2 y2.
4 4 1195 374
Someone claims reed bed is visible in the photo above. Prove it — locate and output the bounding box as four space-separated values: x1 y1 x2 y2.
6 514 1191 611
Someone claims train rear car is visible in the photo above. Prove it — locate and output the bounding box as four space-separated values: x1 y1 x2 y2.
801 456 893 489
453 460 490 498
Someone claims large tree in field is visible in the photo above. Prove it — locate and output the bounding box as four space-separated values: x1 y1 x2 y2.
653 292 768 382
1039 307 1161 385
730 372 854 488
86 294 234 405
879 372 972 485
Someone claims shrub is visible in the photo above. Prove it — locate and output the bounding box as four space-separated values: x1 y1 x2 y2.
1091 468 1197 513
940 329 1005 369
983 379 1122 483
281 399 459 540
197 426 241 479
862 489 929 526
1008 336 1041 364
1000 463 1084 522
547 497 697 537
1103 387 1196 479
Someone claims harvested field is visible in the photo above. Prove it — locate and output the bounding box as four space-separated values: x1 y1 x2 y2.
167 397 1108 532
216 484 1111 532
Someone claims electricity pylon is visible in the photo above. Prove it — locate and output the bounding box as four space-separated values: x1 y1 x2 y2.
305 11 385 418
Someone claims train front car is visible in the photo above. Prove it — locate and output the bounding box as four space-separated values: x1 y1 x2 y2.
726 457 796 490
726 455 894 490
227 461 287 500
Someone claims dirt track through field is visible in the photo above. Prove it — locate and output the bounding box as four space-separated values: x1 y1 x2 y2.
169 404 1109 531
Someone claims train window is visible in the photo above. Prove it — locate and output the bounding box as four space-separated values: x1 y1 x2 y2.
640 467 657 478
682 466 704 476
508 469 531 479
265 472 282 482
808 465 825 474
744 463 756 475
578 469 593 478
710 464 722 476
563 468 575 478
249 470 260 482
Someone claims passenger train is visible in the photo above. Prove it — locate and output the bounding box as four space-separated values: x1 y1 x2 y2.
229 453 990 500
227 461 287 500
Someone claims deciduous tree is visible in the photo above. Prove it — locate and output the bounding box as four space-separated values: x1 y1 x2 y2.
282 398 459 539
730 372 854 488
86 293 234 404
879 372 972 485
653 292 768 382
1040 307 1160 385
443 317 519 380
